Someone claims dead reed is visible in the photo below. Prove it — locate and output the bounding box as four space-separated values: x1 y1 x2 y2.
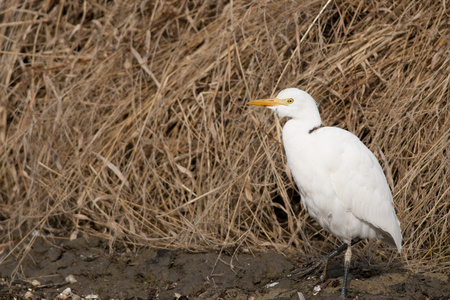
0 0 448 273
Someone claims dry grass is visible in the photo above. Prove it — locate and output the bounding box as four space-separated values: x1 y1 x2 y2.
0 0 448 274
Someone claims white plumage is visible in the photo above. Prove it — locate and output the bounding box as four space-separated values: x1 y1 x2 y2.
248 88 402 298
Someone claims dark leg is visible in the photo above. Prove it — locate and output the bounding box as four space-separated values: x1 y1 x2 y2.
288 242 347 277
288 238 361 278
339 243 352 299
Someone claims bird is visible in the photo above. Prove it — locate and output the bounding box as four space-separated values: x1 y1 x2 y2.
248 88 402 299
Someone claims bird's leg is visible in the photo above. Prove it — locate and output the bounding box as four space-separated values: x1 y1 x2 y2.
288 242 348 277
339 243 353 299
288 238 362 279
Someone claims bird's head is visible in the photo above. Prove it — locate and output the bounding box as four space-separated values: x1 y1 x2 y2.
248 88 319 120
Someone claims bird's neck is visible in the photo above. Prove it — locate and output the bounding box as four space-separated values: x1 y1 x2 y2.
288 109 322 133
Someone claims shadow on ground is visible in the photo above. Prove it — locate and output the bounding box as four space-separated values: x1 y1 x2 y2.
0 236 448 299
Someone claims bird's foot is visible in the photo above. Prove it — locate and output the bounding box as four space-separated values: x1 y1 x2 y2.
287 257 327 278
338 285 348 299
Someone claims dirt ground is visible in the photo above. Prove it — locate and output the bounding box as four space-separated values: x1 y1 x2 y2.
0 236 448 300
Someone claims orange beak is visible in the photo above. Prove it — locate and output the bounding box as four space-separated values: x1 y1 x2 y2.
247 98 290 107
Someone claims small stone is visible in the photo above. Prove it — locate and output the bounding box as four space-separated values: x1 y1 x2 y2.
31 280 40 287
313 284 321 295
297 291 306 300
265 281 279 288
55 288 70 299
65 275 77 283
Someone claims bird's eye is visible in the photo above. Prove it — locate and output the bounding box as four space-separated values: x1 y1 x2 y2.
287 98 294 104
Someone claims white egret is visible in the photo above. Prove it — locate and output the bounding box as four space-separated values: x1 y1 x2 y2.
248 88 402 299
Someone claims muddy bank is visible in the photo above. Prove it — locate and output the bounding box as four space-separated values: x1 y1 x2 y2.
0 236 448 299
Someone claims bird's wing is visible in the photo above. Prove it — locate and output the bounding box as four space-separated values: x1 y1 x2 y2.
315 127 402 251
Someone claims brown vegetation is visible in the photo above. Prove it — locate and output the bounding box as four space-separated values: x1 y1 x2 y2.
0 0 448 274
